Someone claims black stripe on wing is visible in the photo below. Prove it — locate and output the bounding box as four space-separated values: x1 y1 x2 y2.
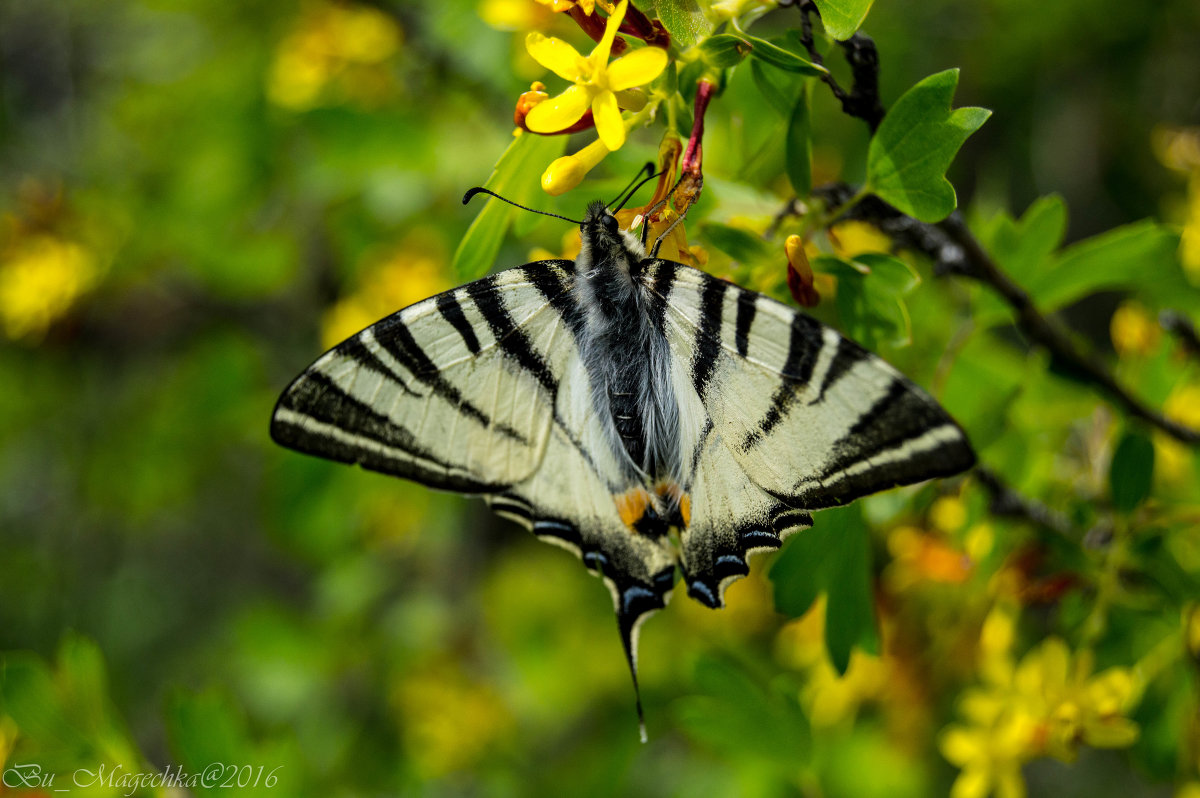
368 313 527 440
740 313 824 450
691 277 727 400
271 372 504 493
792 382 976 508
522 261 586 339
436 291 481 354
466 277 559 395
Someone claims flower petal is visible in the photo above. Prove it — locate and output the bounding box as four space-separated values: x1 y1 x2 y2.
592 0 627 66
526 32 585 80
525 84 594 133
606 46 668 91
592 90 625 150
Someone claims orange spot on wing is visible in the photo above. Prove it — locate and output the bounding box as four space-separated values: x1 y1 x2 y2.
615 489 651 529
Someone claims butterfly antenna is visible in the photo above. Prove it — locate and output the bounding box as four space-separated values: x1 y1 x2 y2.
608 162 658 212
462 187 583 225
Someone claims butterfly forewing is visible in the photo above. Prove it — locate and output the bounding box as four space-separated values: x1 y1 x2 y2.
271 262 579 492
647 259 975 511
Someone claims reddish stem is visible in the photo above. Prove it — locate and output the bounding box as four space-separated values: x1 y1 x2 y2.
682 79 715 176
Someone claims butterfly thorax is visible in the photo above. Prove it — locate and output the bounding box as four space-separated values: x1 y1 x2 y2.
575 202 683 487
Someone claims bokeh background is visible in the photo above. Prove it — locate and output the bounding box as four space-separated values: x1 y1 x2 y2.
2 0 1199 795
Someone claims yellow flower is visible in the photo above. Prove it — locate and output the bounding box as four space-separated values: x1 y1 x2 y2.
524 0 667 150
1110 300 1161 357
942 620 1141 798
321 248 448 349
0 235 96 341
536 0 611 13
393 663 512 778
267 1 401 110
541 137 613 196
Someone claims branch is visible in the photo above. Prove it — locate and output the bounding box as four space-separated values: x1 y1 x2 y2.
794 17 1200 446
974 467 1075 539
795 1 885 132
936 213 1200 445
1161 309 1200 361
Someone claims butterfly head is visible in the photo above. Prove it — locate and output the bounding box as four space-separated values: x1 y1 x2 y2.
580 200 646 271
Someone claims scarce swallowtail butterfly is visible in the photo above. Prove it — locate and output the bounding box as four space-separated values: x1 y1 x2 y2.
271 193 976 739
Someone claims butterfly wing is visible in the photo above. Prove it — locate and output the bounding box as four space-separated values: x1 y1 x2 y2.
271 261 580 493
644 259 974 606
273 258 677 727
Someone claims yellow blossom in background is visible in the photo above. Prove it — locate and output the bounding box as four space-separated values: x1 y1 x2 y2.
321 249 449 349
267 1 401 110
1153 383 1200 485
885 525 972 592
535 0 613 13
828 219 893 258
930 495 969 534
541 137 613 196
528 227 583 262
393 663 513 779
1110 300 1161 357
524 0 667 150
774 597 890 727
1152 126 1200 283
0 235 96 341
942 608 1141 798
479 0 558 30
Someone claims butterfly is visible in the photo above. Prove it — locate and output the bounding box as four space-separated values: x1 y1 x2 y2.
270 193 975 738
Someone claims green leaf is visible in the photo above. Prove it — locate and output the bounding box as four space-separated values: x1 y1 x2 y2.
865 69 991 222
699 221 774 265
815 253 919 349
653 0 711 49
770 504 878 674
673 656 811 765
451 132 566 280
1026 220 1185 311
750 59 798 118
742 33 827 76
698 33 751 69
812 0 875 40
786 83 813 197
1110 430 1155 514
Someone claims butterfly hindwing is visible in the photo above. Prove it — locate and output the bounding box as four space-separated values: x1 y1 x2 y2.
271 261 579 493
676 417 814 608
649 259 975 512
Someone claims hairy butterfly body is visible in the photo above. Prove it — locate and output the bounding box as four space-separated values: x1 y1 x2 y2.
271 199 975 738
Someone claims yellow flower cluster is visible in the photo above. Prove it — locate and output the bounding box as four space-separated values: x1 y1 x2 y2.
941 606 1140 798
0 234 96 341
522 0 667 194
267 1 402 110
775 597 891 729
393 663 513 778
1152 125 1200 283
321 247 449 350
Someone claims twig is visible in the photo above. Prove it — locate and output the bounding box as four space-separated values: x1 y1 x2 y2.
794 18 1200 446
1161 309 1200 360
795 1 885 132
974 467 1075 538
937 213 1200 445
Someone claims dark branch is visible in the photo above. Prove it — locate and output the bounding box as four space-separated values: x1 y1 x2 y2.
1161 309 1200 360
974 467 1074 538
795 1 885 132
812 182 1200 445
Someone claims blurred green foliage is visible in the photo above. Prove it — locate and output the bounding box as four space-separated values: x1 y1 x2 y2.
1 0 1199 796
